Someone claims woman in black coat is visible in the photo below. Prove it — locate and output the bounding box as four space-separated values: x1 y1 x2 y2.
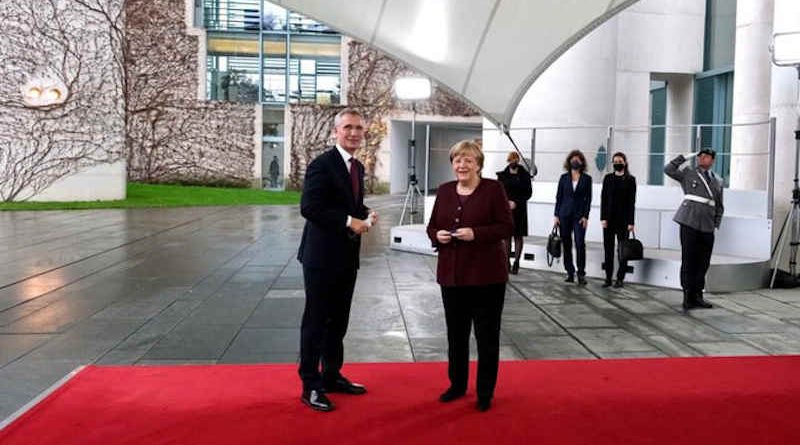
600 152 636 288
497 151 533 274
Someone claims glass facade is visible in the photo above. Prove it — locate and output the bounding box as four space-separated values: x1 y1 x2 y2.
703 0 737 71
199 1 343 188
694 72 733 184
201 0 342 106
262 107 285 189
693 0 737 185
649 81 667 186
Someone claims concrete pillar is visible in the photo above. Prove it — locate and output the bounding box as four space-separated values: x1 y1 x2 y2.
729 0 774 191
253 104 263 187
663 74 696 187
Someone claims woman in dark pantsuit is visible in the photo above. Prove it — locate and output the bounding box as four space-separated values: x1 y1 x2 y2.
427 140 513 412
497 151 533 274
600 152 636 288
554 150 592 285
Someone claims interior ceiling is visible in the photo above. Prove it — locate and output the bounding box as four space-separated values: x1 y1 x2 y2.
275 0 640 128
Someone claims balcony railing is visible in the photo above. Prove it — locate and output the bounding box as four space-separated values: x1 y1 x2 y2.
202 0 335 34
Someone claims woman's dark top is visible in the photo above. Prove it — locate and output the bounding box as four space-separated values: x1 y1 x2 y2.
497 165 532 236
600 172 636 227
426 179 513 287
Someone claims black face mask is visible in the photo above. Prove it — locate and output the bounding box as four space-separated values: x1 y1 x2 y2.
570 160 582 170
613 163 625 172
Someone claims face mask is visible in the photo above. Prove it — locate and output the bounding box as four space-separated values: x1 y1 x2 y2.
613 163 625 172
570 160 582 170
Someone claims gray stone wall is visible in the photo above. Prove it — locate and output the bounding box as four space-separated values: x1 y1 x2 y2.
125 0 256 187
0 0 258 201
0 0 125 201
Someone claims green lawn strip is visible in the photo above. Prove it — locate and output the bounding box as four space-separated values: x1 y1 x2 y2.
0 183 300 210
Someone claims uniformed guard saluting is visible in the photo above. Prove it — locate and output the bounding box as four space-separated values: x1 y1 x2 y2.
664 148 724 311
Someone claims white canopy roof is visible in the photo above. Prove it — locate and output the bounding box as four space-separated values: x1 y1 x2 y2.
276 0 639 128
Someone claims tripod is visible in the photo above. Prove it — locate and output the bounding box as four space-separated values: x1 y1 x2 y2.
398 104 424 225
770 128 800 288
399 171 424 225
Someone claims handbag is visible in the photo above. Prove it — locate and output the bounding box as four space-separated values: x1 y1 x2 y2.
618 232 643 261
546 225 562 267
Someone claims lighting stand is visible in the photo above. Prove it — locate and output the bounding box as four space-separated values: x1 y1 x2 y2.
770 66 800 288
399 103 424 225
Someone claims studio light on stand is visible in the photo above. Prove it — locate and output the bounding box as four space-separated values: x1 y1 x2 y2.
769 31 800 288
394 77 431 225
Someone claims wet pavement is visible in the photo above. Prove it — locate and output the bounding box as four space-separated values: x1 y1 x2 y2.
2 195 800 420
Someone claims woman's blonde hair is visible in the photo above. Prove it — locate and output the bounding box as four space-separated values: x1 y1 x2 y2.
507 151 520 163
449 140 484 170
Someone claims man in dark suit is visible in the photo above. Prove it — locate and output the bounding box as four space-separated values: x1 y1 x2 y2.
297 108 377 412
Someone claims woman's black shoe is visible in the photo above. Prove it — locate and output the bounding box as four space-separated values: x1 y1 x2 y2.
694 292 713 308
511 262 520 274
477 397 492 412
439 388 466 403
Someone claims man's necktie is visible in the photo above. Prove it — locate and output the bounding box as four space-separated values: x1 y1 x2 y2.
703 170 711 184
349 158 360 202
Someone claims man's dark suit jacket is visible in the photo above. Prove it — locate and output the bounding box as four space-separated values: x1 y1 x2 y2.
554 172 592 220
297 148 369 271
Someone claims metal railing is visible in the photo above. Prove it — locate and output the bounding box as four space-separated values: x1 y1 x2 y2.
202 0 335 33
478 119 777 216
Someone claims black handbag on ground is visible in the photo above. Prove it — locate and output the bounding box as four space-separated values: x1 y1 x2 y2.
618 232 643 261
546 225 562 267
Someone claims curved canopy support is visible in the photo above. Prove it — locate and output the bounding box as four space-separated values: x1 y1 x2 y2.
276 0 640 128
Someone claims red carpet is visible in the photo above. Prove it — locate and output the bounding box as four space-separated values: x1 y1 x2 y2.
1 356 799 445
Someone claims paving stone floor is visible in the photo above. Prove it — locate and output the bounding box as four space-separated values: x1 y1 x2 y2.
1 195 800 420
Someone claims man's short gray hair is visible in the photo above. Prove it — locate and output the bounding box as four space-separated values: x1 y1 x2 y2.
334 108 363 127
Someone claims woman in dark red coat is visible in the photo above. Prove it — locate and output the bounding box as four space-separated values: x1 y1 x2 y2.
426 140 513 412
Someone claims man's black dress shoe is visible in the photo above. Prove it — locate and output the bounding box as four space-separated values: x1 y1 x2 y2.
602 279 612 288
577 276 587 286
476 397 492 412
613 280 624 288
301 389 335 412
324 376 367 395
439 387 466 402
564 275 575 283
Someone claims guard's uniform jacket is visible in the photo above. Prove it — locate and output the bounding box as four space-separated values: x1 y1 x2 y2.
664 154 724 233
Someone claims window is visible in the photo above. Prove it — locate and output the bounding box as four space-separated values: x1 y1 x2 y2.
649 82 667 185
207 55 261 103
704 0 737 71
694 72 733 184
204 1 341 105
